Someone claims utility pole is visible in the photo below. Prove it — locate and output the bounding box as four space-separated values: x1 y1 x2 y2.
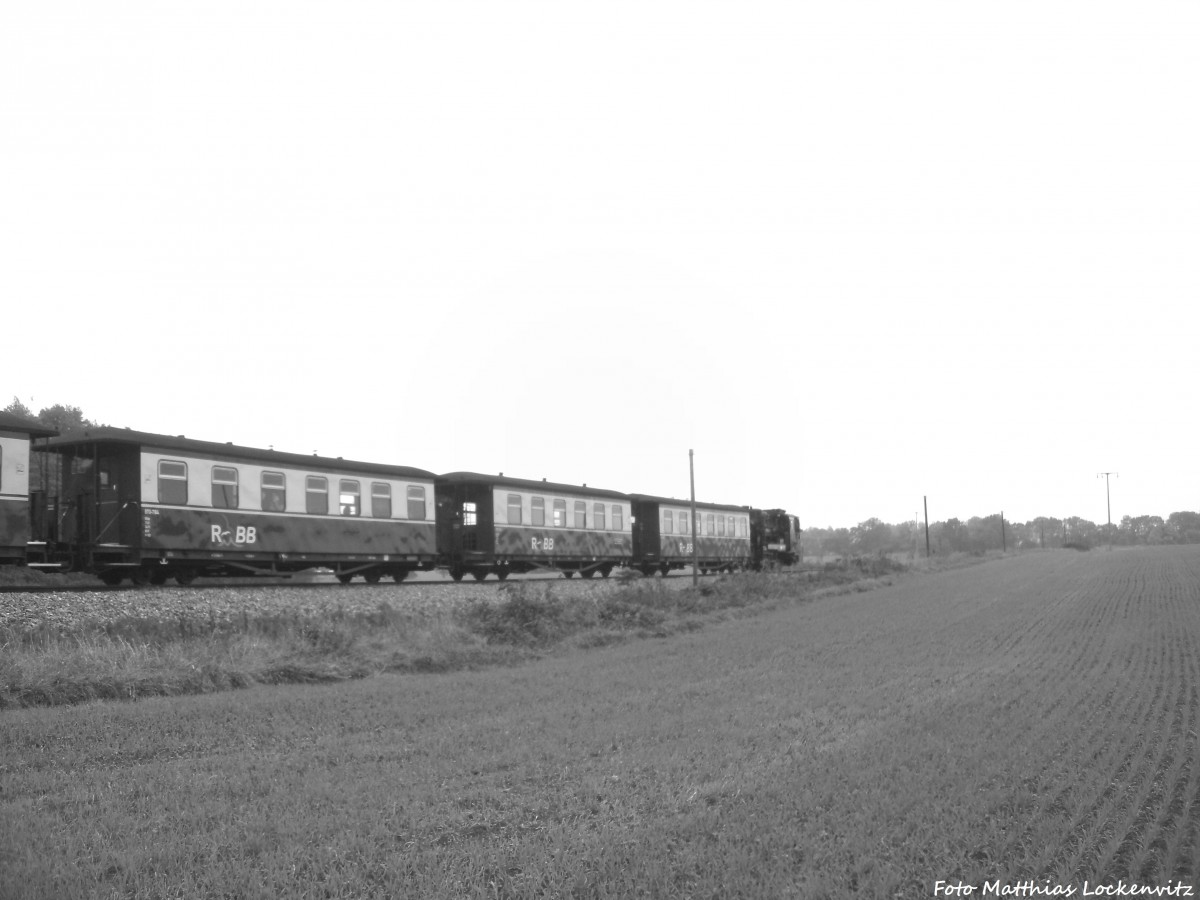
1000 510 1006 553
689 450 698 588
1098 472 1117 549
923 496 931 558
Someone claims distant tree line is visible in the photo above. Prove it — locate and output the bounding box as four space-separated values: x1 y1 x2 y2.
805 510 1200 558
4 397 94 433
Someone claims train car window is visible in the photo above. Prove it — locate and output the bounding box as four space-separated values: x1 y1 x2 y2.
407 485 427 520
339 480 361 516
261 471 286 511
306 476 328 514
158 460 188 505
531 496 545 526
679 511 689 535
461 500 477 526
729 516 736 537
212 466 239 509
612 505 623 531
662 509 673 534
371 483 392 518
573 501 586 529
593 503 605 530
507 493 522 525
717 515 725 537
706 514 715 535
552 499 566 527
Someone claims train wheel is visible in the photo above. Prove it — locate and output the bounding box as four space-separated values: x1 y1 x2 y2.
392 570 409 583
336 573 353 584
471 568 488 582
129 569 150 587
660 564 671 577
562 570 575 579
639 566 655 577
364 571 382 584
149 569 169 586
99 570 124 586
496 567 510 581
600 565 613 578
581 568 595 579
175 570 196 586
450 567 465 582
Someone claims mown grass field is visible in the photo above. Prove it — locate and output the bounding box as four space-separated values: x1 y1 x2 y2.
3 547 1199 898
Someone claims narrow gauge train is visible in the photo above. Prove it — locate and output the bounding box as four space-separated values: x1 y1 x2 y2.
0 418 801 585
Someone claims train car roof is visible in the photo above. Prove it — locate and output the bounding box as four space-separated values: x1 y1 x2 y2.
43 427 437 479
0 410 58 438
437 471 629 500
626 492 751 513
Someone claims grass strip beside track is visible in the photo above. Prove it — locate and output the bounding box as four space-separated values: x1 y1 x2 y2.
0 558 902 710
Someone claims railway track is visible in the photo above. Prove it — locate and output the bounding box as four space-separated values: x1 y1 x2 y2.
0 574 571 595
0 564 768 595
0 566 721 632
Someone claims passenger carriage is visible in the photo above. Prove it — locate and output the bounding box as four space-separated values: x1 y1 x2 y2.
628 494 753 576
40 429 438 585
435 473 632 580
0 410 57 567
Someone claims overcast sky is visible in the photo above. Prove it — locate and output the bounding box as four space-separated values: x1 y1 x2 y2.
3 2 1196 529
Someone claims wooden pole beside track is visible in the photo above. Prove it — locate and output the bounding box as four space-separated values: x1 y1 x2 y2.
924 495 931 558
690 449 698 588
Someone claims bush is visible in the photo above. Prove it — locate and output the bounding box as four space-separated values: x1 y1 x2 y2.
595 596 667 630
458 585 589 646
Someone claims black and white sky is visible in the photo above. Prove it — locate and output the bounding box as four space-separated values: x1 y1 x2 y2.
3 1 1197 527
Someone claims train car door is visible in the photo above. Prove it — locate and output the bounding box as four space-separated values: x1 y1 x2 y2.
630 499 659 563
435 480 493 566
63 444 139 551
93 449 140 547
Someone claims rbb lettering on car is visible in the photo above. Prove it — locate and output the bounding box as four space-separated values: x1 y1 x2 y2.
210 524 257 545
531 536 554 552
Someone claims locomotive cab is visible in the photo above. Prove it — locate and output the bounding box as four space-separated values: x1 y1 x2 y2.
751 508 800 568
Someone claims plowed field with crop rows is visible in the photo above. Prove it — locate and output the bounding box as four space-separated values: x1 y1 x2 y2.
2 546 1199 898
925 547 1200 884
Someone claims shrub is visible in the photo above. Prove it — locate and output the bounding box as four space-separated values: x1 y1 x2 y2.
595 596 668 630
458 584 591 646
